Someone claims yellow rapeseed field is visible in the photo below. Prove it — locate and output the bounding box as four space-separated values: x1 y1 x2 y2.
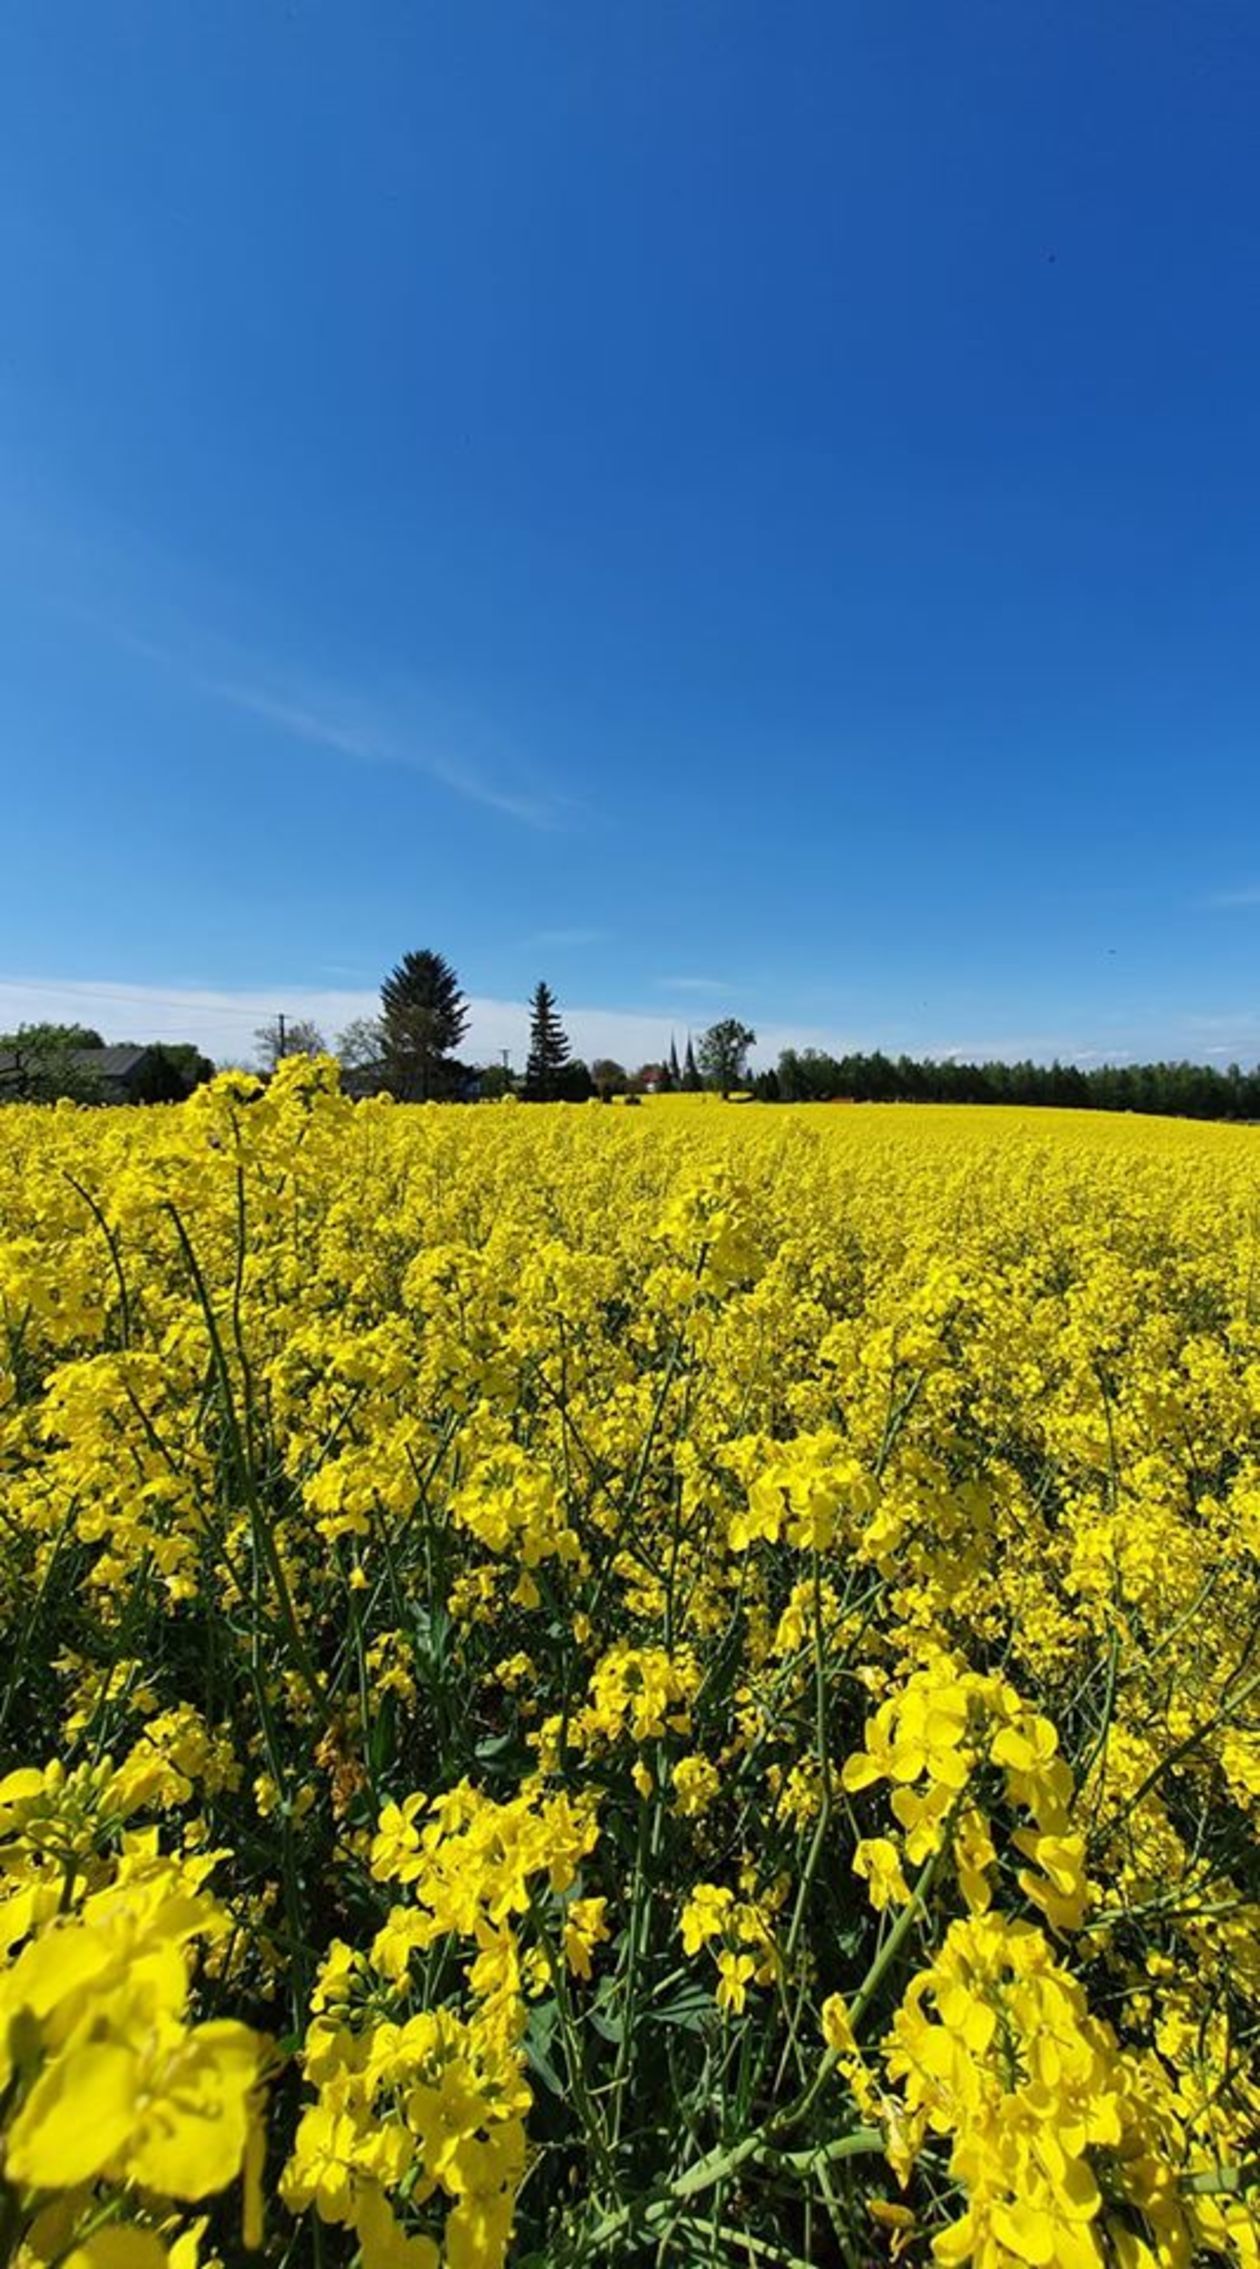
0 1063 1256 2267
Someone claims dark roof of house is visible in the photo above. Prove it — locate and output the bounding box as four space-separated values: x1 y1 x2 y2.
82 1045 153 1079
0 1043 156 1090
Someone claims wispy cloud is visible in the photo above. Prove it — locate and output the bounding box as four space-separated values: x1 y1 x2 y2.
656 975 730 994
526 927 608 949
1203 884 1260 908
7 971 1259 1079
935 1033 1090 1061
198 671 568 830
0 975 680 1071
9 498 573 832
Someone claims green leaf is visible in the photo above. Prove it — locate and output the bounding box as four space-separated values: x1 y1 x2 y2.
524 1999 566 2097
649 1984 715 2033
475 1730 520 1762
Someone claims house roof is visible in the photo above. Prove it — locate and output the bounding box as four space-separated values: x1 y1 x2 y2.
79 1045 153 1078
0 1043 155 1090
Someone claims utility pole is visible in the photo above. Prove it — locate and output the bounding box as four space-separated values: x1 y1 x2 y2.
278 1011 287 1060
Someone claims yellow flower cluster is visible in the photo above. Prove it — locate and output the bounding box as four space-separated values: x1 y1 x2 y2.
0 1066 1255 2263
842 1655 1091 1929
679 1880 780 2013
886 1911 1184 2267
285 1774 604 2266
0 1765 266 2269
283 1986 529 2269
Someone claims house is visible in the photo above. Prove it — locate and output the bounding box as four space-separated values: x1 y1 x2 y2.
83 1045 170 1102
0 1044 193 1105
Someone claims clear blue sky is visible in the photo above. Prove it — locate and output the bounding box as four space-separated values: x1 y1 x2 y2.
3 1 1260 1067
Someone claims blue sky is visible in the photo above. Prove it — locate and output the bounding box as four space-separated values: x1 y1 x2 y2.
3 1 1260 1068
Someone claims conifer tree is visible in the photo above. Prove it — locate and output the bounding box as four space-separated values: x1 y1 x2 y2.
524 981 572 1100
380 950 469 1101
669 1036 681 1083
682 1035 703 1093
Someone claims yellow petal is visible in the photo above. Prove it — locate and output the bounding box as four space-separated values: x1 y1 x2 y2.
127 2025 259 2200
7 2041 139 2186
0 1769 46 1806
66 2227 169 2269
9 1925 114 2019
991 2201 1056 2265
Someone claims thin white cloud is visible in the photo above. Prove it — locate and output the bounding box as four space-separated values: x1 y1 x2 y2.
0 975 675 1072
8 502 571 832
4 976 1258 1076
935 1035 1087 1062
197 672 567 830
656 976 730 994
1204 885 1260 908
526 928 608 949
0 973 785 1072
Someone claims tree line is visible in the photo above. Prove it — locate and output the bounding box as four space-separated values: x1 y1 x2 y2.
327 955 1260 1122
7 965 1260 1122
769 1046 1260 1120
318 956 759 1102
0 1024 214 1105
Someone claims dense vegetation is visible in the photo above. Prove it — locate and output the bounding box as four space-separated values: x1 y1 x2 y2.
0 1073 1255 2266
771 1047 1260 1117
7 960 1260 1122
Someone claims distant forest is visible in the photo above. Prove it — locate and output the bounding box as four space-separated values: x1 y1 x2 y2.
5 1001 1260 1124
766 1047 1260 1120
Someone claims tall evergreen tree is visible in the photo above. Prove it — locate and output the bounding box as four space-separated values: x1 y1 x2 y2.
669 1036 681 1082
380 950 469 1101
682 1035 703 1093
524 981 572 1100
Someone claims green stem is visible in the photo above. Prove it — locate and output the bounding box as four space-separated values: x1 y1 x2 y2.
779 1827 952 2135
62 1172 131 1347
585 2127 885 2252
524 1884 617 2194
163 1200 329 1720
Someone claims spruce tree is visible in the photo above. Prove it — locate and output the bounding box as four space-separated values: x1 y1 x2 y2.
380 950 469 1101
524 981 572 1100
682 1035 702 1093
669 1036 681 1083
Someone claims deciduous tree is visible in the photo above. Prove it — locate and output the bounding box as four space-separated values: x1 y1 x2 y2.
697 1018 756 1098
254 1019 326 1072
0 1024 103 1103
335 1017 386 1072
591 1058 627 1099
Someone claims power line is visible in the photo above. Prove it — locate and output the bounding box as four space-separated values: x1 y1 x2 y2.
0 976 366 1026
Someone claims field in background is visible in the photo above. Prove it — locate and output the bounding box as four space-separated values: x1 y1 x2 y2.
0 1069 1256 2266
